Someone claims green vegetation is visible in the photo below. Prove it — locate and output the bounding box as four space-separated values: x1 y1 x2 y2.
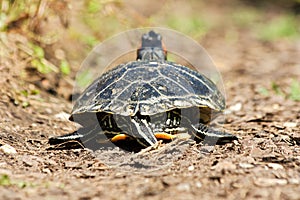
60 60 71 75
82 35 101 48
1 0 71 76
29 43 71 75
257 15 299 41
232 7 260 27
87 0 104 13
12 87 41 108
74 0 124 48
259 79 300 101
30 43 52 74
166 15 210 39
1 0 299 97
0 174 31 188
258 87 269 96
289 79 300 101
76 69 94 88
271 82 285 96
0 0 42 31
230 6 300 41
0 174 11 186
0 174 66 189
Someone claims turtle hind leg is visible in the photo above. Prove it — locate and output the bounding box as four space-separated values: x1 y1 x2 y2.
48 125 111 150
49 125 142 151
48 131 84 149
191 123 238 145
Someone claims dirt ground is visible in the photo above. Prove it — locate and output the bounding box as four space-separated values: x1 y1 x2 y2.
1 1 300 200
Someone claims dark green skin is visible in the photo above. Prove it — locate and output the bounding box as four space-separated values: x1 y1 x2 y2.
49 31 237 151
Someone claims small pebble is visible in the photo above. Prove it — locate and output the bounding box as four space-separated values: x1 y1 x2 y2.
188 165 194 171
239 163 255 169
230 102 242 112
255 178 287 187
200 145 214 153
195 181 202 188
45 108 53 114
30 123 38 127
283 122 297 128
42 168 51 174
213 161 236 171
22 155 40 167
267 163 284 170
55 112 70 121
0 144 17 154
288 178 300 184
176 183 190 192
64 161 81 168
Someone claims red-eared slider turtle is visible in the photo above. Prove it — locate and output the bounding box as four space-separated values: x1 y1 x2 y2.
49 31 237 151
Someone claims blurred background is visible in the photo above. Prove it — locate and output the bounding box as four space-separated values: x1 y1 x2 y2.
1 2 300 199
0 0 299 101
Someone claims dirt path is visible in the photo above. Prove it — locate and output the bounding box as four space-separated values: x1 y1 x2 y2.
1 1 300 200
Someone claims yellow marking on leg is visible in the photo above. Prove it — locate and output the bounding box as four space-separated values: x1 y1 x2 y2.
111 134 129 142
154 132 176 140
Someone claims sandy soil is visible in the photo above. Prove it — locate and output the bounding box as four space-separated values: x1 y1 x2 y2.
0 1 300 199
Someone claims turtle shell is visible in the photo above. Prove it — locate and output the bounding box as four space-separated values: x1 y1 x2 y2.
71 60 225 124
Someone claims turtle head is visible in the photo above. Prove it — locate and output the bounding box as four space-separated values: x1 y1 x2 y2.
137 31 167 61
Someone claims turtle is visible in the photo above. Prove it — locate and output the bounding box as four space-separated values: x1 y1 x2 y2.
49 30 237 151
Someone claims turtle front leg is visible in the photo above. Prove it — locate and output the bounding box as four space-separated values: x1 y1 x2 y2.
130 115 158 147
190 123 238 145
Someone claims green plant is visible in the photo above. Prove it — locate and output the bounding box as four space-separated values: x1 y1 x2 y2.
289 79 300 101
258 87 269 96
0 174 35 188
260 80 300 101
60 59 71 75
76 69 94 89
0 0 43 31
0 174 11 186
257 14 299 41
29 43 53 74
232 7 260 27
166 15 210 38
271 82 285 96
86 0 103 13
29 43 71 76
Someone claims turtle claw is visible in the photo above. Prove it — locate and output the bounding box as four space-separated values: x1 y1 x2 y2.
191 123 237 145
